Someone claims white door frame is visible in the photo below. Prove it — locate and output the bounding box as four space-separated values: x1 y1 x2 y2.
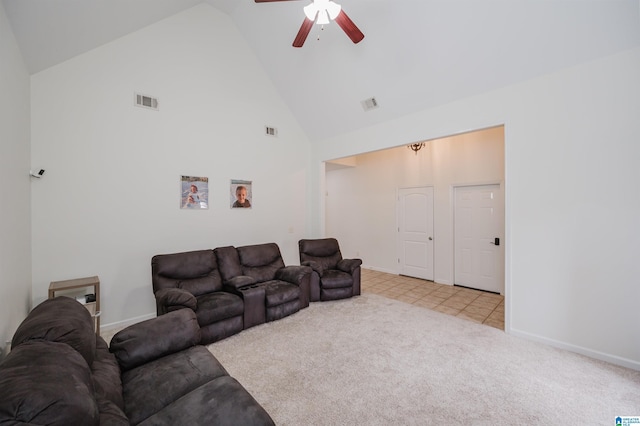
451 181 505 294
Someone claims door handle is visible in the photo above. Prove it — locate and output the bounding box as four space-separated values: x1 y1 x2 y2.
489 237 500 246
428 237 433 241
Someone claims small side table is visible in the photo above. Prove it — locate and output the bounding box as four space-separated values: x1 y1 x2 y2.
48 276 101 336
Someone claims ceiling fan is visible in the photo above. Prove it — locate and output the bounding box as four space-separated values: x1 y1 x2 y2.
255 0 365 48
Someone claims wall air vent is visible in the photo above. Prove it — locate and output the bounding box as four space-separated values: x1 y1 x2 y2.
134 93 159 111
361 97 379 112
265 126 278 137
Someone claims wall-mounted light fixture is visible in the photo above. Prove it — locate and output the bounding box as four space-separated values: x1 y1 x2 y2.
407 142 425 155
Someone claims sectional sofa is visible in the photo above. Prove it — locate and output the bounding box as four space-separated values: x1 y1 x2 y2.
0 296 274 425
152 242 312 345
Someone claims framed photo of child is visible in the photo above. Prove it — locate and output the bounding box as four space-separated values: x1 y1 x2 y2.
181 176 208 209
230 179 252 209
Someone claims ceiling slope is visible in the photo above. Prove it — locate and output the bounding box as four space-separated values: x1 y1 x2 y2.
4 0 640 142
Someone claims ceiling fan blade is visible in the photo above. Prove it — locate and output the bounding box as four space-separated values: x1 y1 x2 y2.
334 10 364 44
293 17 314 48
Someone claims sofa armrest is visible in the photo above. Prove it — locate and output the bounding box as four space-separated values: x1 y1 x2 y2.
276 265 312 285
338 258 363 274
301 260 323 277
223 275 257 292
110 309 201 371
155 287 197 312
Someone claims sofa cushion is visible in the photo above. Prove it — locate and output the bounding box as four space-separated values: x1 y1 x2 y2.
237 243 286 282
263 280 300 307
152 250 223 296
0 341 99 426
11 296 96 366
195 292 244 325
214 246 243 282
319 269 353 289
122 346 230 425
137 376 275 426
110 309 200 371
299 238 343 271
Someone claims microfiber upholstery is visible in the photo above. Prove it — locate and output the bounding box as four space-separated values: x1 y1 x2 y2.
0 341 100 425
216 243 310 326
109 309 201 372
121 346 229 425
11 296 96 365
93 336 125 411
299 238 363 302
0 296 274 426
151 249 244 344
152 250 223 296
137 376 275 426
237 243 286 282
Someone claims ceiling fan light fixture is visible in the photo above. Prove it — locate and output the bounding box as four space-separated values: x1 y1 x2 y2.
304 0 342 24
317 10 330 25
326 1 342 20
303 3 318 21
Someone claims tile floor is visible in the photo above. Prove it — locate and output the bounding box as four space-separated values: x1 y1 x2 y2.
361 268 505 330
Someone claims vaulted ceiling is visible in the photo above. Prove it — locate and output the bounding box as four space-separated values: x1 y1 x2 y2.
4 0 640 141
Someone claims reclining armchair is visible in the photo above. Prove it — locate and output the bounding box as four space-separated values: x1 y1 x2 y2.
298 238 363 301
151 249 244 344
215 243 310 327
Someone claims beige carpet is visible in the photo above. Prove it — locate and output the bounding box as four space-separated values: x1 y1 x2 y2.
208 293 640 425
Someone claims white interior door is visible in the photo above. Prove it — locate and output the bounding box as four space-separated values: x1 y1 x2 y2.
397 187 434 280
454 184 504 293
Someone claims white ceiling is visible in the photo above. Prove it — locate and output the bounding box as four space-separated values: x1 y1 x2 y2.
4 0 640 142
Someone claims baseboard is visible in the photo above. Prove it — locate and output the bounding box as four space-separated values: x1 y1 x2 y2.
362 265 397 275
100 312 155 334
509 327 640 371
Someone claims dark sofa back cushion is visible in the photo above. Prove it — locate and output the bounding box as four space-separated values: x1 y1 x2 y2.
214 246 243 282
11 296 96 366
152 249 223 296
0 341 99 426
299 238 343 271
237 243 285 283
110 308 201 371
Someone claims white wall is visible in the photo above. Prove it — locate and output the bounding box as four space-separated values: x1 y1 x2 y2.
313 47 640 369
30 4 311 329
0 1 31 353
325 127 504 287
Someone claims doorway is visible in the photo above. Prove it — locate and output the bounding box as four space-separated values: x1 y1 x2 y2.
453 184 504 294
397 187 434 281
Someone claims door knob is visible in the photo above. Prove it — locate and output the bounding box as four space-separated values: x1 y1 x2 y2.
428 237 433 241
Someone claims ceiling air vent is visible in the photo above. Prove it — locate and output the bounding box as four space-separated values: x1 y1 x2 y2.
134 93 159 111
265 126 278 137
361 97 379 112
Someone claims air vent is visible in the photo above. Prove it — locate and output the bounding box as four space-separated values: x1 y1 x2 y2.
361 97 379 112
265 126 278 137
134 93 159 111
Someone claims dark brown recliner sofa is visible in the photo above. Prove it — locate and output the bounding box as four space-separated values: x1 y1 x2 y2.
216 243 311 327
299 238 363 301
0 296 274 426
151 249 244 344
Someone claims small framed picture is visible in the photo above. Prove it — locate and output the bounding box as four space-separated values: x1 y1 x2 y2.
181 176 208 209
230 179 252 209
